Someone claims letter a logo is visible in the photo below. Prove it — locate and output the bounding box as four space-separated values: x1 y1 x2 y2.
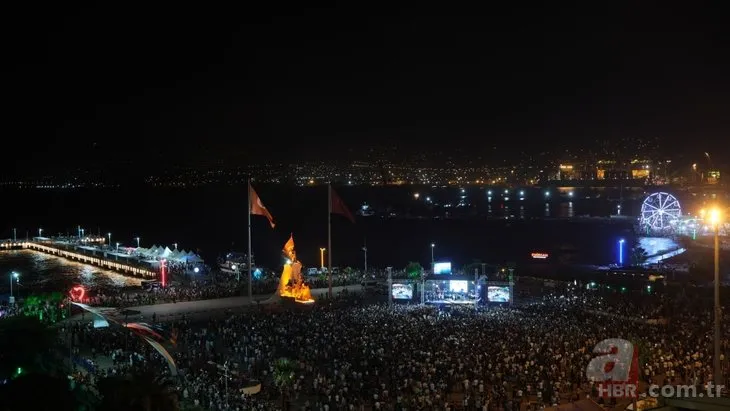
586 339 634 381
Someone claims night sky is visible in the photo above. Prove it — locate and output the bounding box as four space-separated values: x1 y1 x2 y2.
3 4 729 173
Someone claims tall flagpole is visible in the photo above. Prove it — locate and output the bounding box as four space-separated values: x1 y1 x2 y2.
327 183 333 298
247 179 253 303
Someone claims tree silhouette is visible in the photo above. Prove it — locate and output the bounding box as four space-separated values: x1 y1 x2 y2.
463 259 483 276
0 316 63 380
273 358 296 410
405 262 423 280
631 246 649 266
97 372 179 411
0 316 100 410
0 373 82 411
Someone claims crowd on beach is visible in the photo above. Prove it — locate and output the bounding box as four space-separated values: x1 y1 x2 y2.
59 282 730 411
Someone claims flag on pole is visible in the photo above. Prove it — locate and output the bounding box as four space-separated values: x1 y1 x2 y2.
330 187 355 223
250 186 275 228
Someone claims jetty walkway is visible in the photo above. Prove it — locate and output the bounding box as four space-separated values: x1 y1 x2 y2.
0 240 157 278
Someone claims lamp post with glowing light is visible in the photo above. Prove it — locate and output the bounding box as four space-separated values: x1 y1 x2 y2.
9 272 19 303
107 232 111 245
38 228 43 238
319 248 326 270
618 239 625 266
135 237 140 248
709 208 722 386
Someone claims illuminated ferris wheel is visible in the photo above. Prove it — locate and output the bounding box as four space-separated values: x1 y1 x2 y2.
640 192 682 231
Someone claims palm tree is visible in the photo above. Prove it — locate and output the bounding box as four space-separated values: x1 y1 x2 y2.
273 358 296 411
97 372 179 411
405 261 423 280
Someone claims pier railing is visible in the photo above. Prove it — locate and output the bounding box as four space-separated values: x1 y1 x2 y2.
0 241 157 278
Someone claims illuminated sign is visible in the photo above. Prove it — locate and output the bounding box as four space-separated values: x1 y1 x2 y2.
433 262 452 275
70 285 86 302
531 252 548 259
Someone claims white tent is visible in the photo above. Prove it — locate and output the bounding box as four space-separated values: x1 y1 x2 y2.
186 252 204 263
160 247 173 258
172 250 202 263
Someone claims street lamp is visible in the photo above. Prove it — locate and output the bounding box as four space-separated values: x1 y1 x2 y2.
135 237 140 248
107 232 111 245
709 207 722 386
618 239 625 266
9 272 19 304
38 228 43 238
116 242 120 252
319 248 326 270
431 243 435 269
174 243 178 250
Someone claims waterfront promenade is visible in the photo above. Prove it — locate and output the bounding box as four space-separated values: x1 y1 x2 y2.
65 285 363 323
1 240 157 278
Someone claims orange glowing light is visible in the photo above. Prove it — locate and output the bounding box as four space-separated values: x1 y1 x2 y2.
278 235 314 303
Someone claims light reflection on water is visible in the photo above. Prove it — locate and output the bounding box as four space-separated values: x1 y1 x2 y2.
0 250 141 294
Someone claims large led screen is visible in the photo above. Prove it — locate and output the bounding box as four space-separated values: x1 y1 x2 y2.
391 283 413 300
487 286 510 303
433 262 452 275
448 280 469 293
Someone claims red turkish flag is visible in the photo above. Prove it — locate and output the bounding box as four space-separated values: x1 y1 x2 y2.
250 186 275 228
330 187 355 223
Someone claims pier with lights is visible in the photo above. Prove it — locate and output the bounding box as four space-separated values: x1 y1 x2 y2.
1 240 157 278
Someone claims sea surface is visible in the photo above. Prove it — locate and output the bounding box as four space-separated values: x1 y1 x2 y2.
0 185 648 275
0 249 141 297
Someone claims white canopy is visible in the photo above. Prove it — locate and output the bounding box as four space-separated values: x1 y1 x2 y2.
132 245 203 264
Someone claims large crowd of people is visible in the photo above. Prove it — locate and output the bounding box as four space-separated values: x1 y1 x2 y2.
57 281 730 411
80 270 363 308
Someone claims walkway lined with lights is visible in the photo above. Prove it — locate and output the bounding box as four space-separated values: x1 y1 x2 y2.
0 241 157 278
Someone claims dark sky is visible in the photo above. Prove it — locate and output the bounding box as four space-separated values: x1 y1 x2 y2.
3 3 729 172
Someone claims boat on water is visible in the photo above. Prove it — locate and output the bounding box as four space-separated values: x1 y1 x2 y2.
218 252 253 273
357 203 375 217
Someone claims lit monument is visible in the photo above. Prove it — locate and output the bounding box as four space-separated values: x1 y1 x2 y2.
278 235 314 303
